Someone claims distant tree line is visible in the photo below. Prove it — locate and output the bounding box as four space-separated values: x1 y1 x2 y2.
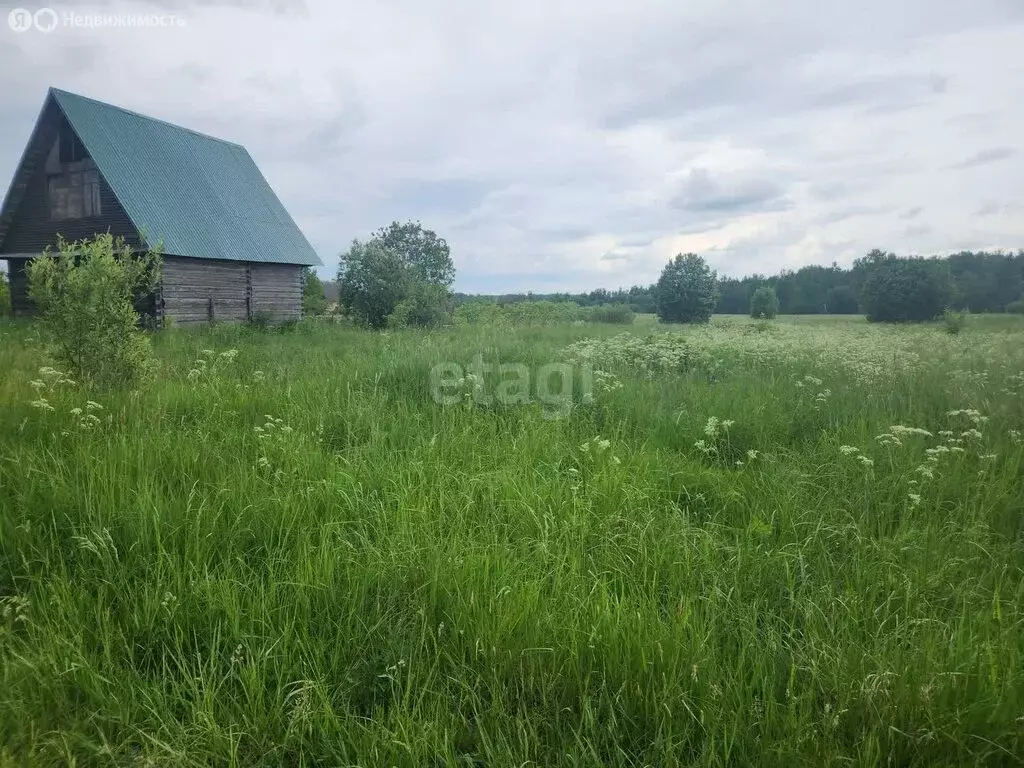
459 250 1024 317
455 285 659 314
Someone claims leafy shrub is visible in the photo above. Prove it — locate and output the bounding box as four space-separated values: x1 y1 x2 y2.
302 268 328 316
941 309 967 335
0 271 10 317
749 286 779 319
858 252 951 323
388 281 455 328
588 303 635 324
27 234 161 389
656 253 717 324
248 310 276 331
1008 297 1024 314
456 300 587 327
454 299 504 326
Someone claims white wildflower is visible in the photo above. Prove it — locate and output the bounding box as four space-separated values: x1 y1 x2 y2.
890 425 933 438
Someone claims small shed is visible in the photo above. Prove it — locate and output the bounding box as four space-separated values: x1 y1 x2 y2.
0 88 321 324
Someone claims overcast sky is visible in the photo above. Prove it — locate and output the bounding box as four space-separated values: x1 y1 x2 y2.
2 0 1023 292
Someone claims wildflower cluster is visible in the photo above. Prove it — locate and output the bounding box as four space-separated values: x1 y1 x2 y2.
160 591 178 613
456 371 485 405
840 407 1002 506
66 400 104 432
838 444 875 468
186 348 239 384
695 416 735 458
735 449 760 467
578 435 621 465
876 425 933 448
567 318 1024 390
1002 371 1024 397
564 333 705 376
28 366 76 411
591 369 624 395
254 414 298 475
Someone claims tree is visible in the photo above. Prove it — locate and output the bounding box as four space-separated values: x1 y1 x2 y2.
27 234 160 388
824 285 859 314
302 267 328 315
338 221 456 329
338 240 410 328
372 220 455 287
857 252 951 323
749 286 779 319
655 253 717 323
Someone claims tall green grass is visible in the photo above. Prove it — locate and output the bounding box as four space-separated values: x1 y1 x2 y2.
0 315 1022 766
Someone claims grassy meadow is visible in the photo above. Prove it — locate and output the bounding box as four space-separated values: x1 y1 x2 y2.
1 314 1023 766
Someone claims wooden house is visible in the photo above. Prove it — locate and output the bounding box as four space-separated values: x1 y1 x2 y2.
0 88 321 324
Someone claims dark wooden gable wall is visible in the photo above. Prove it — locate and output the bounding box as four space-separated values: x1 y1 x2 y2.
0 100 139 256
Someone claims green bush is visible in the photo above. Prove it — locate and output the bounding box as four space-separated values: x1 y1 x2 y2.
0 271 10 317
388 282 455 329
941 309 967 335
858 252 951 323
588 303 635 324
749 286 779 319
27 234 161 389
455 300 586 327
1007 297 1024 314
656 253 717 323
248 310 276 331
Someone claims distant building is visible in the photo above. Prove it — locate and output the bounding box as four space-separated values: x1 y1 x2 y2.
0 88 321 324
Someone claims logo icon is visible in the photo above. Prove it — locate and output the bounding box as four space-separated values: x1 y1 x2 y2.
8 8 33 32
34 7 58 32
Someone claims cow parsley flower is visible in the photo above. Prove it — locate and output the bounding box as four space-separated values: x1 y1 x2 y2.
890 425 933 438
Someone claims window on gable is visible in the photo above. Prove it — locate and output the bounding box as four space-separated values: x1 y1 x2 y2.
48 169 102 220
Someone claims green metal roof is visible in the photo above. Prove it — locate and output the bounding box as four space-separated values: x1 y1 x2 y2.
47 88 321 266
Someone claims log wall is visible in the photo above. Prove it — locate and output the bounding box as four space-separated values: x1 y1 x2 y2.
161 257 248 325
160 257 304 326
250 263 303 322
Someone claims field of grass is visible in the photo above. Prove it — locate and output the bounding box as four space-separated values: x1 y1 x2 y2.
1 314 1023 766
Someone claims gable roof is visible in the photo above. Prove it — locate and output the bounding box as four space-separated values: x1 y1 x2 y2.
0 88 321 266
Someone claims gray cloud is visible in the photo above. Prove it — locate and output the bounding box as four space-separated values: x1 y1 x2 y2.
671 169 789 215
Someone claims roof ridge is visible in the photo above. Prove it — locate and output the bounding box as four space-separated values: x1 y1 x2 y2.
49 87 247 151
